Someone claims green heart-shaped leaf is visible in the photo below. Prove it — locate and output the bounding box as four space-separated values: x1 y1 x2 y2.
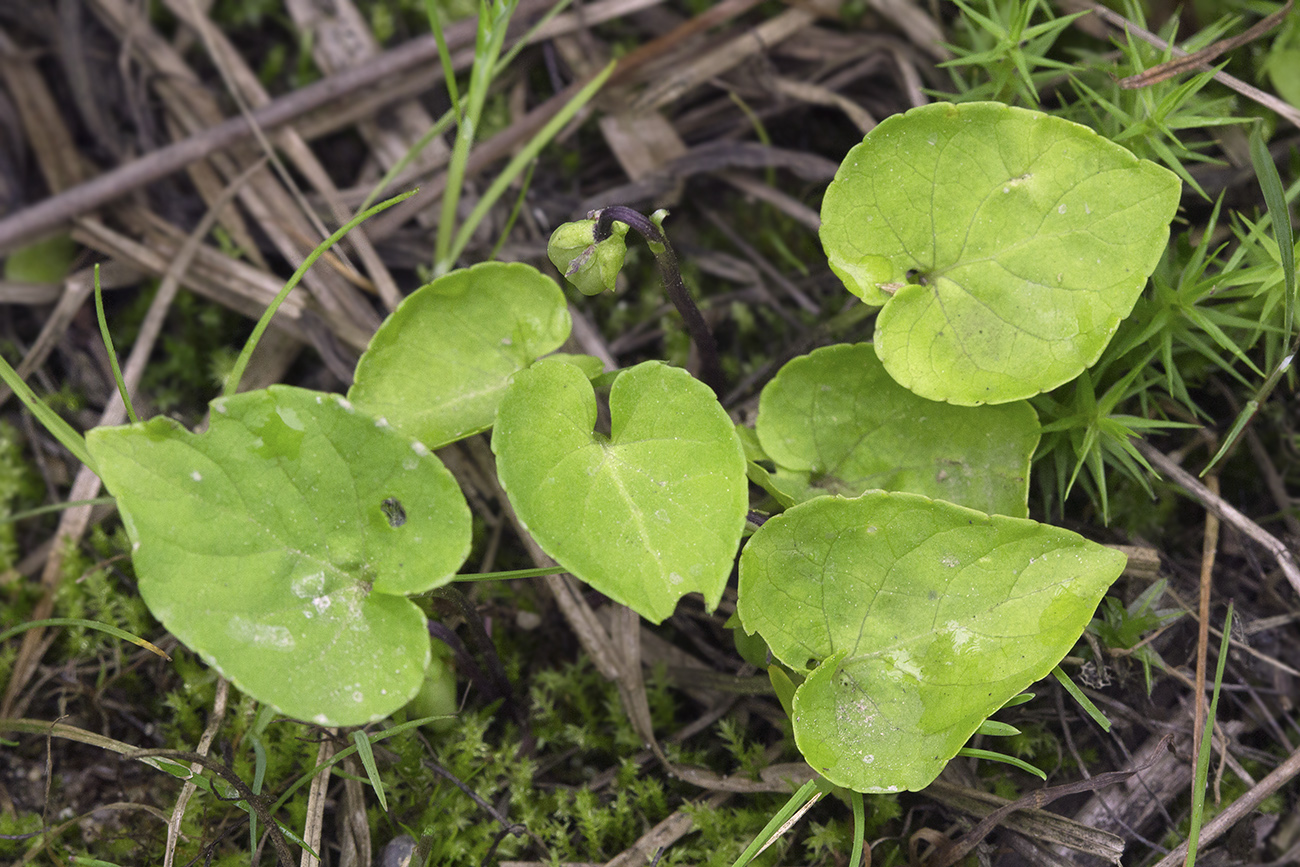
349 261 571 449
737 492 1124 793
756 344 1039 516
820 101 1180 405
86 386 472 726
492 359 746 623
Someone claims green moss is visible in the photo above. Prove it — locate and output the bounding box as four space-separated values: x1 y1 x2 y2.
51 528 154 660
109 287 249 420
0 420 43 570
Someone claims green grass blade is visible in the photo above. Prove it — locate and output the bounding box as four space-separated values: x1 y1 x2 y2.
487 158 537 261
1185 602 1234 866
357 0 570 218
351 730 389 812
0 496 116 524
224 190 416 397
248 736 266 851
451 565 567 582
728 778 824 867
357 110 457 216
1204 399 1259 473
424 0 461 120
975 719 1022 737
956 747 1047 780
1053 665 1111 731
268 716 445 814
445 61 615 267
1250 122 1295 341
93 265 138 424
0 352 96 472
0 617 170 660
848 790 865 867
435 1 515 272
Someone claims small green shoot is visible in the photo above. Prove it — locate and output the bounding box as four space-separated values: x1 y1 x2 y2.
444 61 615 269
1087 579 1182 693
941 0 1085 105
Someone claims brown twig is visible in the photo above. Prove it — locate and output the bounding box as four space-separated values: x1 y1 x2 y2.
163 678 230 867
925 736 1175 867
0 0 556 253
1064 0 1300 130
1149 740 1300 867
1134 439 1300 598
1117 0 1294 88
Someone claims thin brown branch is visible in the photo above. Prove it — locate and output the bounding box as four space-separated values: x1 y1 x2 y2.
1135 439 1300 598
1117 0 1293 88
0 0 556 253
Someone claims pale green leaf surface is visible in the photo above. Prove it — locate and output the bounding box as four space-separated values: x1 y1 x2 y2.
737 492 1124 792
349 262 570 449
756 344 1039 516
86 386 472 726
820 102 1180 405
493 359 746 623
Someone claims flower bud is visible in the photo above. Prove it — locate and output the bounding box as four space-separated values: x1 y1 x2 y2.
547 219 629 296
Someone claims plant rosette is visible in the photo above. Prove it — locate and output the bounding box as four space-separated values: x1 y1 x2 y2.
86 385 472 726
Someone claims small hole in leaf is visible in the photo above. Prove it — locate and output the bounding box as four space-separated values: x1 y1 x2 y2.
381 497 407 528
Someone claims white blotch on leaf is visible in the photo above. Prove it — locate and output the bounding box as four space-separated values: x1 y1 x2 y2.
292 572 325 598
229 616 294 650
191 471 202 482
